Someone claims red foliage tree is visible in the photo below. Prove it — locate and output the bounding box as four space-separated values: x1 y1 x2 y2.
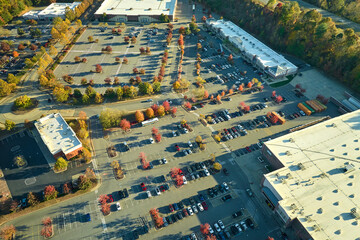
124 36 130 42
162 101 171 112
244 105 250 112
101 204 110 215
151 104 159 113
95 64 102 73
229 89 234 94
206 235 217 240
275 95 283 103
171 107 177 115
98 194 109 205
221 91 225 97
247 81 253 88
184 101 192 109
133 67 138 74
272 90 276 97
120 119 131 131
200 223 210 235
62 183 71 194
170 168 181 178
175 174 184 186
140 152 150 169
202 16 207 22
179 26 186 34
228 54 233 62
40 218 53 238
178 34 184 46
152 127 159 135
139 47 145 54
155 133 161 142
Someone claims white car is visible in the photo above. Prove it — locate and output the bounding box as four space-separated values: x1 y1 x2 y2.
209 225 214 234
187 207 194 215
162 158 168 164
183 149 188 156
190 233 197 240
116 202 121 211
235 223 242 232
155 187 161 195
183 176 188 185
183 128 189 134
197 203 204 211
241 221 247 231
204 169 210 176
188 141 193 148
172 131 177 137
300 110 306 116
214 223 221 232
192 205 198 214
149 138 154 144
218 220 225 229
258 156 264 163
222 182 229 191
146 191 152 198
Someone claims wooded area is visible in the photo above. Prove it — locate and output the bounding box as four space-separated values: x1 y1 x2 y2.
200 0 360 92
303 0 360 24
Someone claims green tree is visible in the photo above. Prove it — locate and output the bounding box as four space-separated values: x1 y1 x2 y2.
53 87 69 102
116 86 123 100
78 175 92 190
152 82 161 93
27 192 39 207
82 94 90 104
138 82 153 95
49 45 58 56
17 28 25 36
0 79 14 97
5 120 15 131
14 95 32 109
7 74 19 84
54 157 68 171
99 108 123 129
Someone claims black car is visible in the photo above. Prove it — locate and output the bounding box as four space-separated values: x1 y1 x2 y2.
178 201 184 209
191 164 197 172
195 163 201 170
160 175 166 182
245 218 255 229
232 210 243 218
231 225 239 235
171 214 177 223
118 190 125 199
166 216 173 224
222 194 232 202
189 197 196 205
199 170 205 177
177 211 184 220
186 166 192 173
123 188 129 198
207 188 214 198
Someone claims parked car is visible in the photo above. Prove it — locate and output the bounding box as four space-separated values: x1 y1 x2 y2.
107 194 114 203
188 141 193 147
218 220 225 229
192 205 198 214
201 201 208 210
246 188 253 197
116 202 121 211
197 203 204 211
245 218 255 229
214 223 221 232
146 191 151 198
149 138 154 144
187 207 194 215
232 210 243 218
235 223 242 233
161 158 168 164
155 187 161 195
140 183 147 191
169 204 174 212
222 182 229 191
222 194 232 202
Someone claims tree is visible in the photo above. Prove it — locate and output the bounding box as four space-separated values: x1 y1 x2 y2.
14 95 32 109
175 174 184 186
18 44 25 51
213 162 222 171
44 185 58 201
82 148 92 163
27 192 39 207
139 82 153 95
184 102 192 109
228 54 233 62
98 194 110 205
151 104 159 113
123 57 128 64
229 89 234 94
203 90 209 99
153 82 161 93
49 45 58 56
155 133 161 142
179 26 186 35
63 182 71 194
196 135 203 144
135 110 144 123
120 119 131 132
88 36 94 42
7 74 18 84
55 157 68 171
178 34 184 46
101 203 111 215
0 225 16 240
200 223 210 235
131 36 137 44
170 167 181 178
171 107 177 115
221 91 225 97
1 41 10 52
5 120 15 131
74 56 81 62
12 51 19 58
206 235 217 240
53 87 69 102
216 95 221 102
95 64 102 73
247 82 253 88
95 93 103 104
146 108 155 118
157 106 165 116
124 36 130 43
162 101 171 112
78 175 91 190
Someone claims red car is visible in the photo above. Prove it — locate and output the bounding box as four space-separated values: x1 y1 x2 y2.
140 183 147 191
160 185 165 192
169 204 174 212
200 103 204 108
107 194 114 203
201 201 208 210
245 146 251 153
175 144 180 151
183 208 189 216
179 169 184 175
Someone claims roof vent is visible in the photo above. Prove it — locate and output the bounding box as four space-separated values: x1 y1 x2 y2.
290 203 297 210
281 178 287 184
332 123 337 127
317 208 323 214
289 138 294 143
351 208 360 219
306 216 313 222
286 173 293 179
312 225 320 232
344 163 355 174
298 163 305 170
320 173 326 178
286 151 291 156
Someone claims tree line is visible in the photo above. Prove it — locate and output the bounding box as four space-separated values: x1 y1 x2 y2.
200 0 360 92
301 0 360 24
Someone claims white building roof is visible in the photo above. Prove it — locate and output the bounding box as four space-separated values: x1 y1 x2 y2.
35 113 82 156
22 10 41 19
264 109 360 240
207 19 298 77
38 2 81 18
95 0 177 16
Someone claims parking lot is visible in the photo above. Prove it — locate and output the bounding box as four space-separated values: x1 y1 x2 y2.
53 24 170 93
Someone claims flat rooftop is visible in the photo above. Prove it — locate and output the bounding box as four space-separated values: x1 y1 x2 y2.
38 2 81 17
207 19 298 77
35 113 82 156
95 0 177 16
264 109 360 240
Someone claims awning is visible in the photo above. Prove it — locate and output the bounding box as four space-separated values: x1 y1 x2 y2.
262 187 279 206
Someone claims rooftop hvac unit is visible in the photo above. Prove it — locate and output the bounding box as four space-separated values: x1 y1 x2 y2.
286 173 293 179
290 203 297 210
344 163 355 174
289 138 295 143
298 163 305 170
351 208 360 219
285 151 291 156
306 216 313 222
312 225 320 232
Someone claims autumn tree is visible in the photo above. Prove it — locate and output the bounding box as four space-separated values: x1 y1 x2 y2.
200 223 210 235
146 108 155 118
171 107 177 115
54 157 68 171
170 167 181 178
213 162 222 171
5 120 15 131
162 101 170 112
184 102 192 109
228 54 233 62
120 118 131 132
0 225 16 240
27 192 39 207
204 90 209 99
135 110 145 123
155 133 161 142
44 185 58 201
157 105 165 116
